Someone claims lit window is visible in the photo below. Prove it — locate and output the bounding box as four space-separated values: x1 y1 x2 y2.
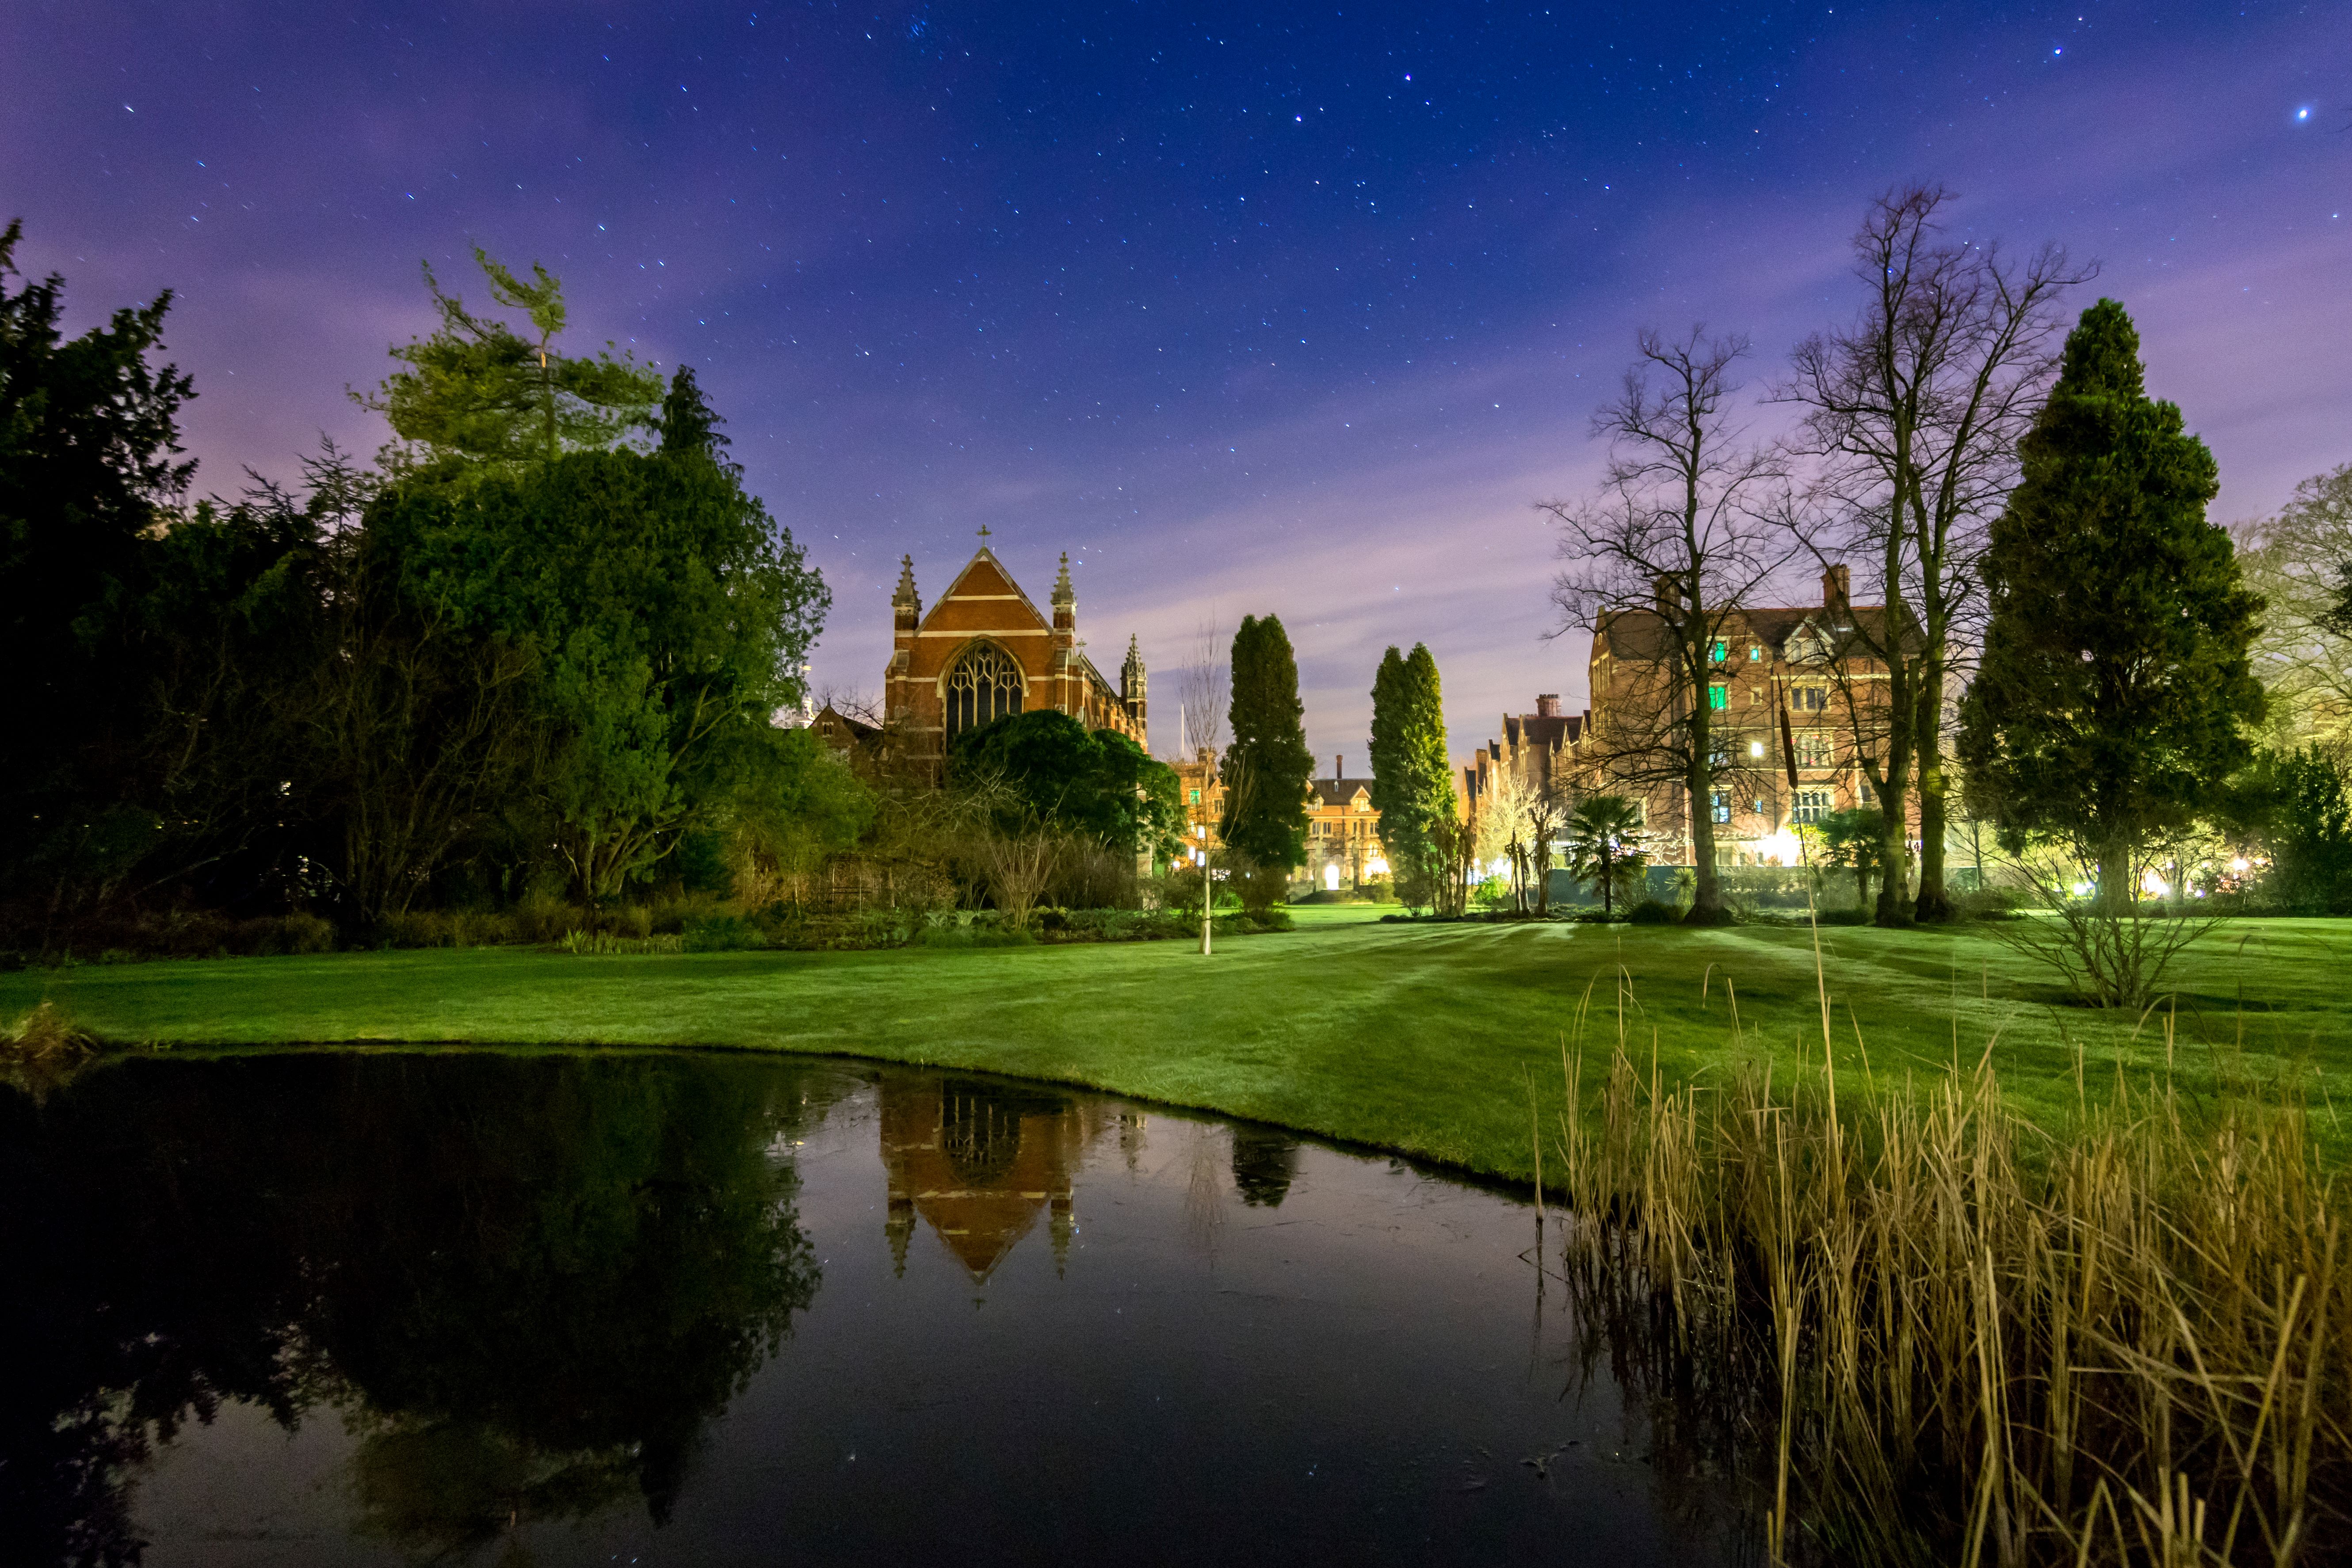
1711 790 1732 824
1796 733 1833 769
1708 683 1729 710
1749 645 1762 661
1710 639 1727 662
1187 789 1201 804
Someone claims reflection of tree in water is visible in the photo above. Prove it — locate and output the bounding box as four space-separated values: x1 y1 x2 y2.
1228 1124 1300 1208
0 1053 837 1567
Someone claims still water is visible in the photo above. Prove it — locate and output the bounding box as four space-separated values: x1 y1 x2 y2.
2 1052 1749 1565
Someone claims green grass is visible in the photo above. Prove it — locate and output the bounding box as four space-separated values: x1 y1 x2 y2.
6 915 2348 1182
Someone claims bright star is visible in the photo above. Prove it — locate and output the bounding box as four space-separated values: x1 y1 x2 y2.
2296 107 2311 121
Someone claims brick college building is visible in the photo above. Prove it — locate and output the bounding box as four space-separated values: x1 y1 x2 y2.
1464 565 1903 870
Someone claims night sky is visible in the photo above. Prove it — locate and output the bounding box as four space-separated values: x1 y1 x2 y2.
7 2 2345 764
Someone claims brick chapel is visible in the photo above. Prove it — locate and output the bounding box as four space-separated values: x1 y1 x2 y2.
817 539 1148 784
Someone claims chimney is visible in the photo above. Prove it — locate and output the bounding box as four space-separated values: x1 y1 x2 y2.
1535 694 1561 718
1334 752 1343 782
1653 573 1680 612
1823 563 1851 607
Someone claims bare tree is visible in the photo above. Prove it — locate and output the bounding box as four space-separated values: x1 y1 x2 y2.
1540 328 1787 924
977 826 1061 933
1777 185 2087 922
1176 616 1228 764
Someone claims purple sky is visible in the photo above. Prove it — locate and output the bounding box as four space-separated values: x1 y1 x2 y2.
6 1 2345 769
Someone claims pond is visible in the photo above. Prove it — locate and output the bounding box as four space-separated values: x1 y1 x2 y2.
1 1052 1753 1565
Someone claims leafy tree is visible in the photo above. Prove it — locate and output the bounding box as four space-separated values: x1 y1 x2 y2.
373 434 828 900
357 245 662 473
1957 299 2265 911
0 218 198 908
723 727 878 910
1220 614 1314 906
949 709 1183 861
123 468 347 908
2222 748 2352 912
1367 644 1458 911
1816 806 1886 912
2239 463 2352 749
1562 794 1648 916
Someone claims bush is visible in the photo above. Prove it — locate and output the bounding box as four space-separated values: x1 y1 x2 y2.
1714 866 1819 911
1954 885 2028 920
682 914 767 952
1625 898 1679 924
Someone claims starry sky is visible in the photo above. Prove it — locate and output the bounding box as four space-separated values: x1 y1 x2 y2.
6 1 2346 768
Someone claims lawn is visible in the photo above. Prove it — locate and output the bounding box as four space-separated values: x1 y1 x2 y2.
7 913 2348 1182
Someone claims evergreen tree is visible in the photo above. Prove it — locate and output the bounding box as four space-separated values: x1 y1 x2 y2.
1367 643 1457 909
1957 298 2264 908
1220 614 1313 897
358 246 663 473
657 364 729 464
0 219 199 903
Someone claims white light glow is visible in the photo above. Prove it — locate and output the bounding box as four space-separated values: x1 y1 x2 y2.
1323 864 1340 890
1749 740 1764 758
2141 870 2170 897
2231 857 2250 874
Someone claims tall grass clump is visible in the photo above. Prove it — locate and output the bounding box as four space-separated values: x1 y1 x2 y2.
1554 995 2348 1566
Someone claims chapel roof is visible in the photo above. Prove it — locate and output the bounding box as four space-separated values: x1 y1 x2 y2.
918 546 1052 634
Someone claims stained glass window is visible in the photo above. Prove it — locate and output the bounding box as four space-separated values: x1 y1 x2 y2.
946 642 1025 740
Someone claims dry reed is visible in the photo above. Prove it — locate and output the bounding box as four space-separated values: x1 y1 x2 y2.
1552 983 2348 1567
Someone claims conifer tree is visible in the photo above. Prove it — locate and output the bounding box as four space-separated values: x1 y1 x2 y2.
1220 614 1313 892
1958 298 2264 909
358 245 662 473
1367 642 1457 908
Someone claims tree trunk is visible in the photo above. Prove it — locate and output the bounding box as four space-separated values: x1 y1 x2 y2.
1684 692 1726 923
1872 680 1916 928
2096 838 2133 916
1913 676 1952 922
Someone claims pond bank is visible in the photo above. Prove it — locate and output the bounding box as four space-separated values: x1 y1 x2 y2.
7 915 2348 1183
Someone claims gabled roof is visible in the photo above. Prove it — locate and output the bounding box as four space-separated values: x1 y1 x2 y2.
1309 777 1378 805
813 704 880 742
918 547 1052 635
1595 603 1895 662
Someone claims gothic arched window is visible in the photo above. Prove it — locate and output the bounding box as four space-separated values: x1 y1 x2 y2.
945 641 1024 740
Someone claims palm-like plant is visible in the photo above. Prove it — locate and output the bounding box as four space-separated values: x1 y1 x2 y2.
1563 795 1649 916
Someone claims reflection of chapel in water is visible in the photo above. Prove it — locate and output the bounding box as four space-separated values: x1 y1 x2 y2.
881 1075 1107 1282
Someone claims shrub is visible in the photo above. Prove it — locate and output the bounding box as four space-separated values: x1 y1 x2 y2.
682 914 767 952
1625 898 1679 924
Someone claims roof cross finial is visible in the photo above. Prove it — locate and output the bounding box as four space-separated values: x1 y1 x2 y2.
977 522 991 542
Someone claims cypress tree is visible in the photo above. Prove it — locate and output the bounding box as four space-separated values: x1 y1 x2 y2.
1367 643 1457 907
1957 298 2264 908
1221 614 1314 885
